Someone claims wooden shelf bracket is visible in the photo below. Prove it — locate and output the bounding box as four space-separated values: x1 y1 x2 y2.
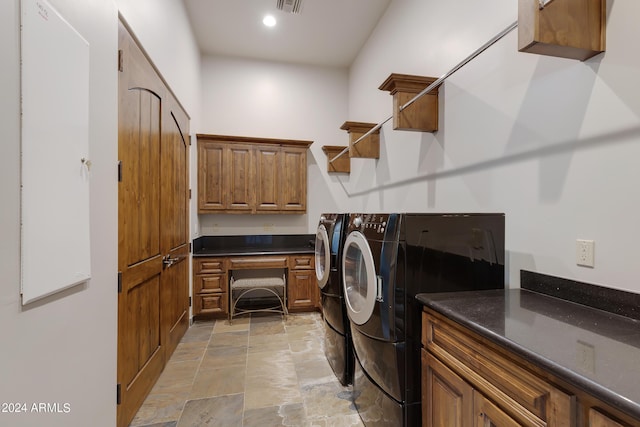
321 145 350 173
340 121 380 159
379 73 441 132
518 0 606 61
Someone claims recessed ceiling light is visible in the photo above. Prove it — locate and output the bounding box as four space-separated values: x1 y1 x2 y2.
263 15 276 27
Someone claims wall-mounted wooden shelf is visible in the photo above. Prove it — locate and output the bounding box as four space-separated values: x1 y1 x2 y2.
340 121 380 159
321 145 350 173
518 0 605 61
379 73 440 132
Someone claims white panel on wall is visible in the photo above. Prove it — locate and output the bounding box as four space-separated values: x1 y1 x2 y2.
20 0 91 304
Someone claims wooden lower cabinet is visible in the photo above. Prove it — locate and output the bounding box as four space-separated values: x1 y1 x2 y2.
422 308 638 427
423 349 523 427
424 310 572 427
287 254 319 312
193 257 228 318
192 253 318 319
287 270 316 312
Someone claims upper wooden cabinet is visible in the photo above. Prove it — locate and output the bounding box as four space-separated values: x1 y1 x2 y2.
197 134 313 214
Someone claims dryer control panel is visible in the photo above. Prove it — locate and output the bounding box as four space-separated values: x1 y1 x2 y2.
347 213 398 240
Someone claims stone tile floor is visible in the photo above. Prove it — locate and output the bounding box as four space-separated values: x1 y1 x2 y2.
129 312 364 427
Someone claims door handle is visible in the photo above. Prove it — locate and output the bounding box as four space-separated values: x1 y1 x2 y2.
162 255 181 268
376 275 383 302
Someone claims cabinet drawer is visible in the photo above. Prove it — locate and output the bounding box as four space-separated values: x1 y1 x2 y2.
194 293 228 315
288 254 315 270
193 257 226 274
229 256 287 269
194 274 227 294
423 310 574 426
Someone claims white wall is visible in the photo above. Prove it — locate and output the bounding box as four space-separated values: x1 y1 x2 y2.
343 0 640 293
197 55 350 235
1 0 636 424
0 1 118 426
0 1 202 426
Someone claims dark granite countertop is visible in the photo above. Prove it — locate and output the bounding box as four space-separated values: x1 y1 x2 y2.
194 248 314 257
192 234 315 257
416 285 640 421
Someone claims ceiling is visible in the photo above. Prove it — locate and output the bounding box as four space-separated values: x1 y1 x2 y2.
182 0 391 68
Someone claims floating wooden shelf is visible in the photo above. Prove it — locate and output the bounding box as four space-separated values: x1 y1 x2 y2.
321 146 350 173
518 0 605 61
340 121 380 159
379 73 440 132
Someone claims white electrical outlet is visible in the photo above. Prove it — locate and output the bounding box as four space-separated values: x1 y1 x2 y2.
576 239 595 267
263 223 275 232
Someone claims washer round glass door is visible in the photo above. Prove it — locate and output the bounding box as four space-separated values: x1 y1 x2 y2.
342 231 376 325
315 224 331 289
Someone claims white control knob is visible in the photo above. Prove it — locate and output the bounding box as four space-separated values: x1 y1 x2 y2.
353 217 363 228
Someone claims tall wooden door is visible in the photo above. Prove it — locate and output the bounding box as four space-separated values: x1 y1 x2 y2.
117 20 190 427
160 109 190 355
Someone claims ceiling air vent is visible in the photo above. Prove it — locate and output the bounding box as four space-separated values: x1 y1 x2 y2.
277 0 303 14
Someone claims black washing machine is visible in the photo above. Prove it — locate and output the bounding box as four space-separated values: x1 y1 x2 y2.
342 213 505 426
315 213 353 386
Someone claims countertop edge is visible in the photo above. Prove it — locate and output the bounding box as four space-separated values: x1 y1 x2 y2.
418 290 640 421
193 248 314 257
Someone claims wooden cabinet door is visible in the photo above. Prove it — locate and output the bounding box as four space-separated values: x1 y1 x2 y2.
198 141 254 212
288 269 316 312
198 142 225 211
280 147 307 212
226 144 254 211
474 392 523 427
589 409 627 427
255 146 281 211
423 350 473 427
287 255 317 311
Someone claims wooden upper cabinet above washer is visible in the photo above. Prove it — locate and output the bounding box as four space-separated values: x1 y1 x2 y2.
197 134 313 214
